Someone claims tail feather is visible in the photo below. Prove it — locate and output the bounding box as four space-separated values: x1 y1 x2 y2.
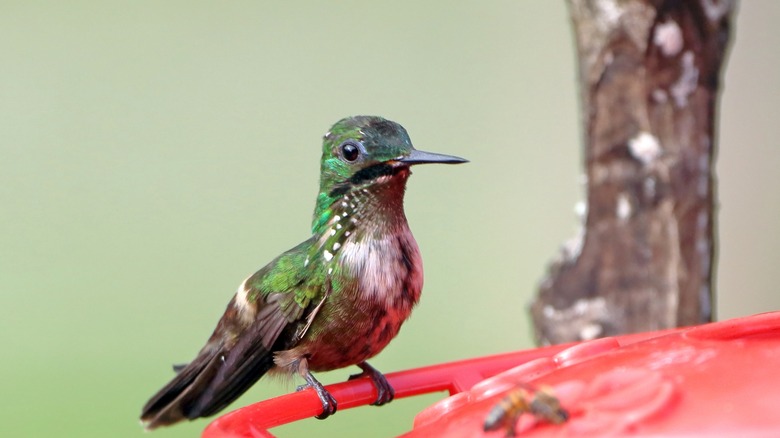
140 324 280 429
141 295 300 429
141 344 224 429
188 321 280 418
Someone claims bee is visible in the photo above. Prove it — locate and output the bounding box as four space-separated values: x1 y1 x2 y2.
483 384 568 436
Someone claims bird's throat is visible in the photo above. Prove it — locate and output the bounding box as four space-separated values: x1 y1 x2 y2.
313 167 410 237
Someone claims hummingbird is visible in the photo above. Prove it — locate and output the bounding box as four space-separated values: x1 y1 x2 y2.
140 116 467 429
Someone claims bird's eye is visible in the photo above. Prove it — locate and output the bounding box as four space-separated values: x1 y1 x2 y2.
340 142 360 162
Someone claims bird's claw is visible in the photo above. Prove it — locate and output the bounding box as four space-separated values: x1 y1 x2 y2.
300 371 338 419
349 362 395 406
314 388 338 419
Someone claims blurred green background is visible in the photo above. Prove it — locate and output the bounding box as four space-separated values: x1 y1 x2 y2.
2 1 779 437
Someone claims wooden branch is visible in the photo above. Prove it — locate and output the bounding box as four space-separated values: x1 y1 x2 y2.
530 0 736 345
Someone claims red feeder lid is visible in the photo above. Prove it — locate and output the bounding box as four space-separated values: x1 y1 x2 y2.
204 312 780 437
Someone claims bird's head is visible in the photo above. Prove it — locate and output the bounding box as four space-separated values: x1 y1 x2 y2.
313 116 467 232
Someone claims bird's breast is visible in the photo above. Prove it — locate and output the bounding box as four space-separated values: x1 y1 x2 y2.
337 228 423 309
291 228 424 371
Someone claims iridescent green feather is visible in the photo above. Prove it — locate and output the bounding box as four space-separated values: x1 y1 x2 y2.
246 239 321 313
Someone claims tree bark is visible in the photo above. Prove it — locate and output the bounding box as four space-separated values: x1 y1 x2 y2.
531 0 736 345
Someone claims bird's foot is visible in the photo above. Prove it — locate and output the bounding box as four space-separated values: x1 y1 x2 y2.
298 371 338 419
348 361 395 406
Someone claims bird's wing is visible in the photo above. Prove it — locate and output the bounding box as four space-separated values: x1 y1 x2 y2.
141 238 326 427
246 238 323 349
187 238 325 417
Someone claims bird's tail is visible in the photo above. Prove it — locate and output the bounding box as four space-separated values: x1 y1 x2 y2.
140 333 276 430
141 343 222 429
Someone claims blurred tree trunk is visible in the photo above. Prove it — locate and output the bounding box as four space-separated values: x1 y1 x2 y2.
530 0 736 345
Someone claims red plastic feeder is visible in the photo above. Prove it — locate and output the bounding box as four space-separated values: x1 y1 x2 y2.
203 312 780 437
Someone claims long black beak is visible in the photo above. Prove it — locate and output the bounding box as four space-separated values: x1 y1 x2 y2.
397 149 468 165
